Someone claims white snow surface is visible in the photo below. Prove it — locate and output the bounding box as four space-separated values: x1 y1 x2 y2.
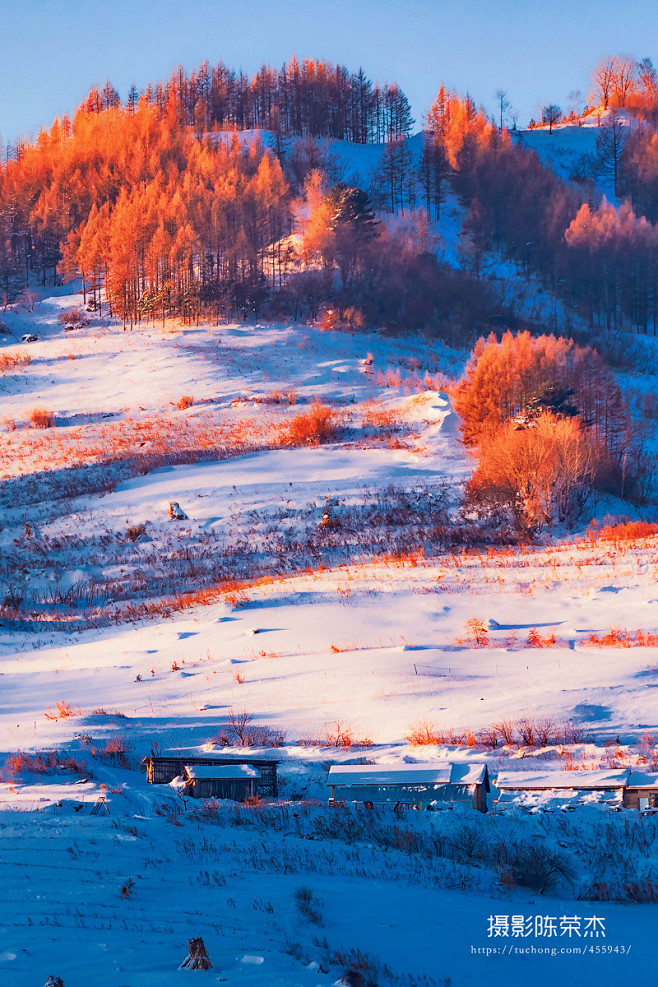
495 769 630 789
328 762 487 786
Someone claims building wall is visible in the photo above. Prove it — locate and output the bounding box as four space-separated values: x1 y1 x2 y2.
330 782 485 811
188 778 258 801
624 789 658 809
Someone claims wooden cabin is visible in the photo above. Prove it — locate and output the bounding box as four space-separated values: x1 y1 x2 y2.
327 762 490 812
182 764 260 801
142 755 279 796
624 772 658 811
494 769 629 812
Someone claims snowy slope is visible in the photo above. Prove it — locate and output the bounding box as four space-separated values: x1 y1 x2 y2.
1 289 658 986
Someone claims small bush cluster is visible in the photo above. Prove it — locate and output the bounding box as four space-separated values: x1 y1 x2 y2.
323 721 355 748
286 400 336 446
44 701 81 720
494 839 575 893
58 307 89 328
125 523 147 542
29 407 56 428
586 628 658 647
588 519 658 544
318 306 366 331
101 735 133 759
211 709 285 748
406 716 589 749
18 289 39 312
526 627 557 647
294 886 323 924
3 750 89 778
0 352 30 374
297 720 372 749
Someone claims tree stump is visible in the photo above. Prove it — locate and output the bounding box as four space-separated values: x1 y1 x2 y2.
180 937 212 970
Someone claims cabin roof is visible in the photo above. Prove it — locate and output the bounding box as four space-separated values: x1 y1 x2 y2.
328 762 488 787
144 755 280 765
495 769 629 790
184 764 261 780
627 771 658 789
494 788 624 813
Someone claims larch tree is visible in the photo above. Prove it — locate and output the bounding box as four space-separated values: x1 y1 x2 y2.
541 104 562 134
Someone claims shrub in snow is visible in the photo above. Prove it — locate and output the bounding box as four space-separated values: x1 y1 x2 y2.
58 307 89 328
214 708 285 748
294 886 323 924
324 720 354 748
286 400 335 446
101 734 133 762
18 289 39 312
29 407 56 428
44 701 81 720
120 877 135 899
494 839 575 893
126 523 148 542
0 352 30 374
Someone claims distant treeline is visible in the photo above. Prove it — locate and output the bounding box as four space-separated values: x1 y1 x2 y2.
7 53 658 337
79 58 413 145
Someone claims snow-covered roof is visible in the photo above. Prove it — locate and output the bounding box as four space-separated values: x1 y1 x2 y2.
495 769 629 790
184 764 261 780
494 788 624 813
628 771 658 789
328 762 487 787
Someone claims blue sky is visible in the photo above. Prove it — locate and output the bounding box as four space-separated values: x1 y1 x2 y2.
2 0 658 143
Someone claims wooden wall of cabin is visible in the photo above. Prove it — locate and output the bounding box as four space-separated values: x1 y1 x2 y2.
624 789 658 809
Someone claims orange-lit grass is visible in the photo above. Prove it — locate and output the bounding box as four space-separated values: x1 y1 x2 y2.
585 628 658 647
373 367 442 393
2 751 88 778
44 701 82 720
586 521 658 545
0 352 31 374
406 720 441 745
0 404 347 479
4 751 59 774
29 407 56 429
527 627 558 647
285 400 336 446
359 400 397 429
328 640 386 654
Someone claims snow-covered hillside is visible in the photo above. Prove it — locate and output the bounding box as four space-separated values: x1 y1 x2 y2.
1 291 658 986
514 125 598 183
